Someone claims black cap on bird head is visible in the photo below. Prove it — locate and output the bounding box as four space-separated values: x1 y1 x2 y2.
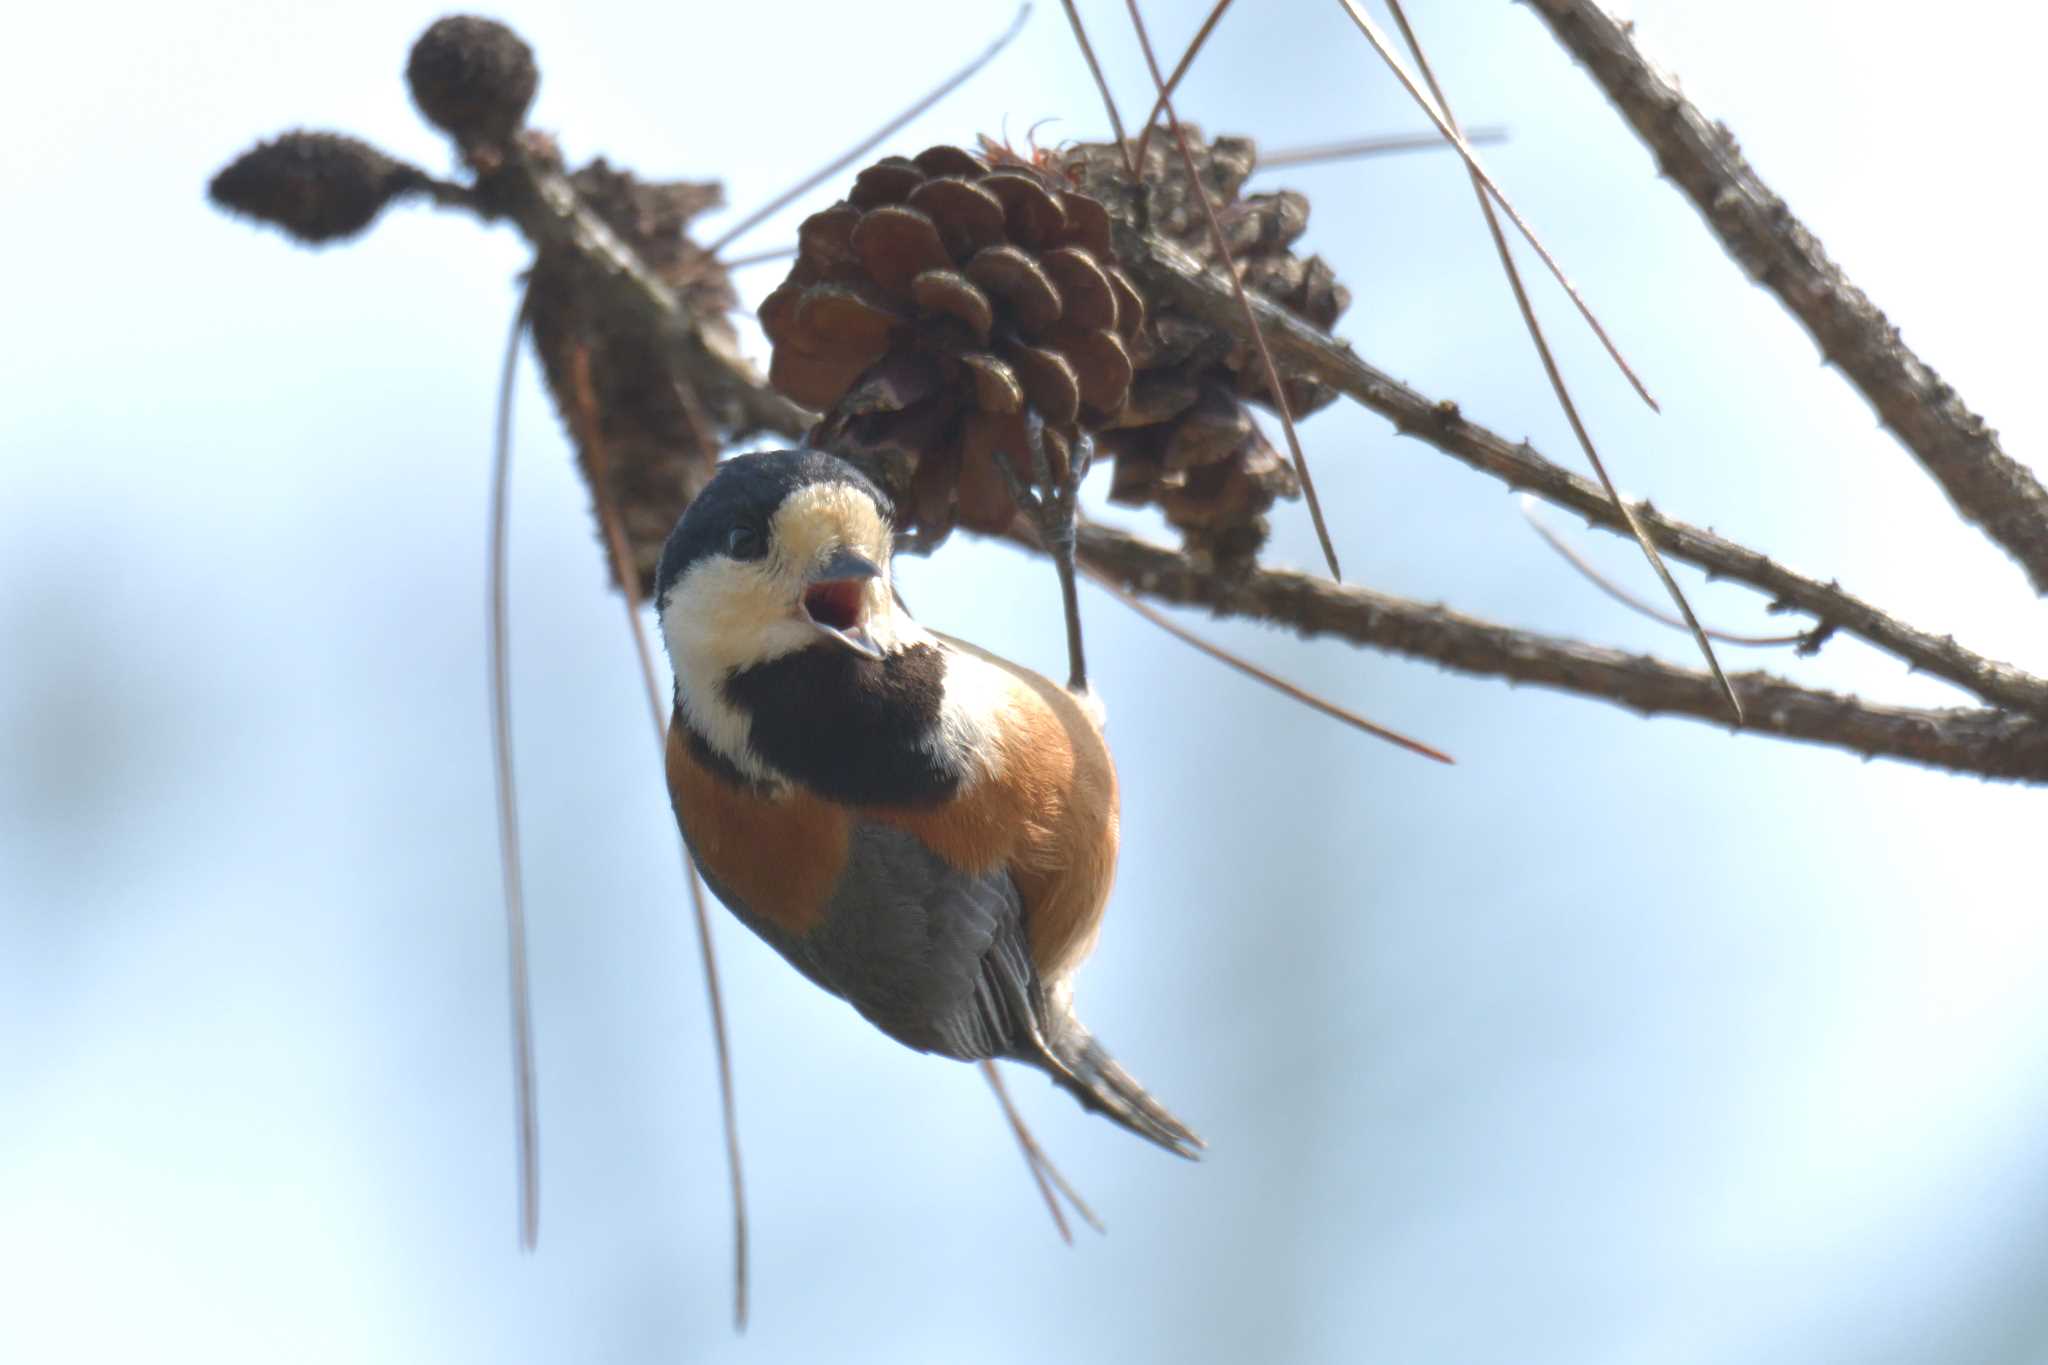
655 448 892 603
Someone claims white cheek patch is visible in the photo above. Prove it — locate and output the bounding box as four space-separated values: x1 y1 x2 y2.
659 556 811 783
661 477 943 785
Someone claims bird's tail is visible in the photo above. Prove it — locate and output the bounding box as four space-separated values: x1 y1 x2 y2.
1036 1022 1204 1159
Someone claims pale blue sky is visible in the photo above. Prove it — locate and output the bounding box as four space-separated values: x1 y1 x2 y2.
3 2 2046 1361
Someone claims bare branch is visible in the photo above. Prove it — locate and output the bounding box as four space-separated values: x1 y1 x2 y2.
1120 230 2048 719
466 149 2048 725
1524 0 2048 595
361 124 2048 726
475 141 810 444
1383 0 1739 722
1077 522 2048 784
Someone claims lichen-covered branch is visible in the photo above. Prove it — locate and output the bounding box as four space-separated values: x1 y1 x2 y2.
1078 522 2048 783
1123 231 2048 719
1522 0 2048 595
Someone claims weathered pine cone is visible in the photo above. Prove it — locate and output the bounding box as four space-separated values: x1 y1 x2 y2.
759 144 1145 540
1062 129 1351 564
758 134 1350 563
525 154 738 596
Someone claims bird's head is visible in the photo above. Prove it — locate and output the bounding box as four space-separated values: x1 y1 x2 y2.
655 449 929 774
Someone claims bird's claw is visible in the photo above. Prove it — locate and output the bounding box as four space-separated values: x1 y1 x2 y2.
994 412 1087 558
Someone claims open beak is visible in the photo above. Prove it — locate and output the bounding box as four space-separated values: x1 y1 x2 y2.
802 548 884 660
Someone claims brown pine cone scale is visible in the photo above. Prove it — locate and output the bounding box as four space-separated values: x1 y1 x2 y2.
759 133 1350 563
761 145 1145 539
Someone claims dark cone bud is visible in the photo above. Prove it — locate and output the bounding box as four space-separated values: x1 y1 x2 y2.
208 131 424 244
407 15 537 147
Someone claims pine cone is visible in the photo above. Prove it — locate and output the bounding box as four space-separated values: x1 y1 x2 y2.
1063 128 1351 564
758 145 1145 540
526 153 737 596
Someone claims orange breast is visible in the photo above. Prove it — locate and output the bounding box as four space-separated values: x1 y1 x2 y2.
667 643 1118 983
665 716 850 939
872 637 1119 983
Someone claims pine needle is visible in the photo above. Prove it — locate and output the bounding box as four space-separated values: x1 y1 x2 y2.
562 345 752 1330
1124 0 1345 582
487 284 541 1253
1380 1 1739 721
705 3 1031 257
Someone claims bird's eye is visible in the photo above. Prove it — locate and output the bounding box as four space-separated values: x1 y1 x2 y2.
725 523 765 560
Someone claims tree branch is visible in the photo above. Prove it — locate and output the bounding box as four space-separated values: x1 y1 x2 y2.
1521 0 2048 595
472 141 811 444
1120 230 2048 719
1077 521 2048 784
454 134 2048 735
211 18 2048 780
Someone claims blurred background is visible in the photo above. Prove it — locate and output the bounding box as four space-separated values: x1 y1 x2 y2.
5 2 2047 1360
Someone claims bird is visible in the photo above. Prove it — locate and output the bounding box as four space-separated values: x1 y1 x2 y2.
654 446 1200 1158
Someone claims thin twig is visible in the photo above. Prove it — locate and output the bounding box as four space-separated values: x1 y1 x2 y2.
1035 422 1091 695
982 1060 1107 1239
1382 0 1739 722
1011 1115 1105 1237
495 146 2048 721
703 3 1031 257
485 116 2000 726
1080 556 1454 762
564 346 751 1330
1079 521 2048 784
483 142 811 443
1524 0 2048 596
1332 0 1659 413
1123 231 2048 719
1058 0 1138 179
1130 0 1237 165
217 21 2048 752
983 1060 1068 1242
489 148 2048 723
1258 126 1508 170
488 284 541 1253
684 828 748 1331
1519 498 1808 647
1124 0 1345 582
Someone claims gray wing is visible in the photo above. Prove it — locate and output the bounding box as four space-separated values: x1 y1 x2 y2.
795 820 1047 1062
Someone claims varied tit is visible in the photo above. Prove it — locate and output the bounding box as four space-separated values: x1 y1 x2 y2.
654 447 1200 1157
